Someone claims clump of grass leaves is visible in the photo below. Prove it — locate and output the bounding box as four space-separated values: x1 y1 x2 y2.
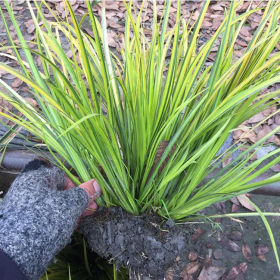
1 0 280 220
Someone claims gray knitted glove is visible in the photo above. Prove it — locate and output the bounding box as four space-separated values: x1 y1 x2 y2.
0 160 100 280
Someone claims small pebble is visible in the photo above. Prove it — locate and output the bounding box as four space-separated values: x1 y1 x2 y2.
230 231 242 241
213 248 223 260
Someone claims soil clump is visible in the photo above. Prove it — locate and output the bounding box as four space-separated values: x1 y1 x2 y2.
79 207 194 278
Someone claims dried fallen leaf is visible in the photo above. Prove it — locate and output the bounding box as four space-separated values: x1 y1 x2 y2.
106 12 117 19
230 197 240 205
3 73 16 80
225 263 248 280
231 203 242 213
263 108 272 117
275 114 280 125
249 132 257 143
242 243 252 263
77 8 86 15
230 231 242 241
271 123 279 131
108 22 123 29
192 10 200 20
257 254 266 262
12 78 23 88
268 118 274 125
271 164 280 172
233 129 243 140
72 4 79 12
237 194 255 212
221 238 241 252
27 24 36 34
211 4 224 11
24 97 38 107
202 20 213 28
238 129 256 141
256 244 268 255
188 252 198 262
56 2 64 13
198 266 226 280
107 37 117 47
237 1 250 12
257 124 272 141
248 112 264 123
180 261 200 277
61 10 69 19
191 228 204 242
0 99 12 111
169 7 177 13
240 26 251 38
236 39 248 47
222 153 232 168
105 3 119 11
165 267 174 280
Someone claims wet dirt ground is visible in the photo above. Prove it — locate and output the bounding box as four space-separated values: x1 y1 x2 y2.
169 194 280 280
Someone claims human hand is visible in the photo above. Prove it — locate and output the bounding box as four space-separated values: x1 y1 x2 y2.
65 176 101 218
0 159 101 280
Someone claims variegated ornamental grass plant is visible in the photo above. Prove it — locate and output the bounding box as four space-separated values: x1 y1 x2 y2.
1 0 280 222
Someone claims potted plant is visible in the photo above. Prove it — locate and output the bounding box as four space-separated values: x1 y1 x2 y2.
1 0 280 278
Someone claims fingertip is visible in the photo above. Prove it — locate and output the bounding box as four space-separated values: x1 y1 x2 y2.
93 180 101 193
88 201 98 209
81 201 98 217
79 179 102 201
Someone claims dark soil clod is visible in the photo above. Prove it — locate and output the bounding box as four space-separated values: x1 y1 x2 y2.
79 207 194 278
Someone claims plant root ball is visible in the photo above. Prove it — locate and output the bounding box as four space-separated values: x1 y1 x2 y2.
79 207 194 278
